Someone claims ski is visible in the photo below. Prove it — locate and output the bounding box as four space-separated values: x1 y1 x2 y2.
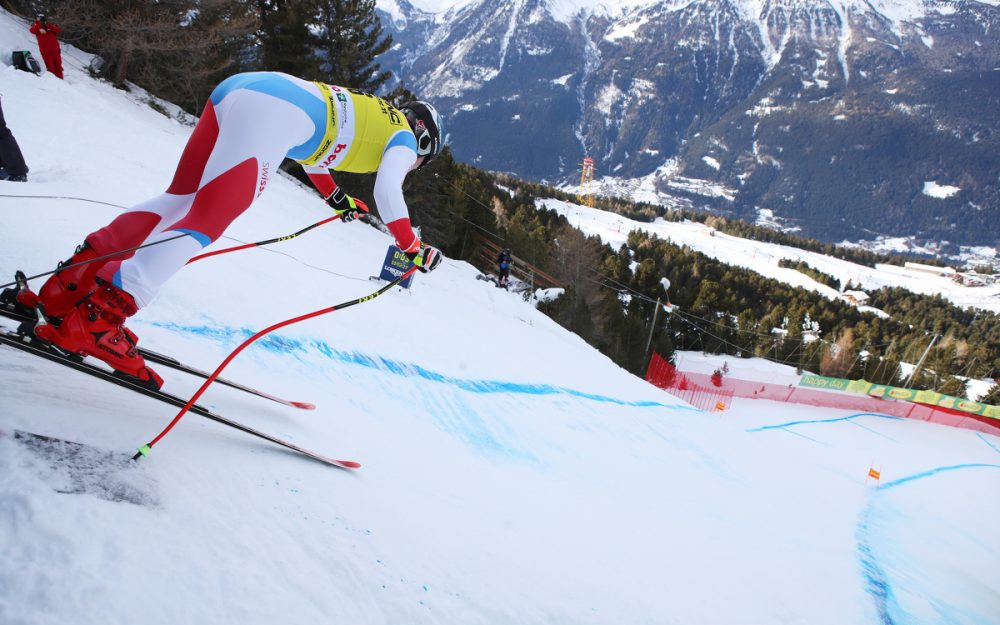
0 331 359 470
0 297 315 411
130 346 316 411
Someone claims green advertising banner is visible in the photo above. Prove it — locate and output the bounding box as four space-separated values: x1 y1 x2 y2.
846 379 873 394
798 374 851 391
798 375 1000 421
886 387 919 401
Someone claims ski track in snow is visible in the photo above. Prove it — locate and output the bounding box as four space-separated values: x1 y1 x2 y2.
149 322 690 408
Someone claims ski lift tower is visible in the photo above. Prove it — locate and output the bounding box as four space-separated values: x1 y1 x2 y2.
579 157 595 208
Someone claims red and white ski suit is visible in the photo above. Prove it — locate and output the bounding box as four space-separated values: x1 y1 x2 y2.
85 72 422 307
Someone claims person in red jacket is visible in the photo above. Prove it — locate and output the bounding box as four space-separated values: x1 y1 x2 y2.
29 15 63 79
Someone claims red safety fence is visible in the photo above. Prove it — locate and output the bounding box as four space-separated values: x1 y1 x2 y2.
646 353 734 412
646 352 1000 436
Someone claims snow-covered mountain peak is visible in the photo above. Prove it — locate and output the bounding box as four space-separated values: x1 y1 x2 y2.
376 0 1000 249
379 0 947 25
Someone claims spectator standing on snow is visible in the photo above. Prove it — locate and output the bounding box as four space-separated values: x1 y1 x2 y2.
30 14 63 79
497 247 512 288
0 96 28 182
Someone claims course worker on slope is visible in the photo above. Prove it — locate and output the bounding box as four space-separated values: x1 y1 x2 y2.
29 15 63 79
19 71 445 389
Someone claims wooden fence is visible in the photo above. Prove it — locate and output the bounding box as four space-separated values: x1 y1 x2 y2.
473 234 564 291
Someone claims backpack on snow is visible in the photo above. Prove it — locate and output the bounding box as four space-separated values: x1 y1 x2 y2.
12 51 41 75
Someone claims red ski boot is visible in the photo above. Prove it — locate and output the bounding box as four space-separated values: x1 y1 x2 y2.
34 279 163 389
17 242 107 318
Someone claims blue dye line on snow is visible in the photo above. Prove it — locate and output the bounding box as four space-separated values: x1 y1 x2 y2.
151 322 696 410
977 432 1000 456
876 463 1000 491
778 428 822 443
738 403 1000 622
857 462 1000 624
745 412 901 433
857 510 899 625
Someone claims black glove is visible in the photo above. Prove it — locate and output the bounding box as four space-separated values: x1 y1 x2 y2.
327 187 369 222
405 241 443 273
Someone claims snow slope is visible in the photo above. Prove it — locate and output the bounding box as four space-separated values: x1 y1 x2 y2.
1 11 999 625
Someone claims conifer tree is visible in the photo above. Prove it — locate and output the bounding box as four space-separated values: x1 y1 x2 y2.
313 0 392 90
936 375 968 398
18 0 256 112
981 384 1000 406
254 0 323 78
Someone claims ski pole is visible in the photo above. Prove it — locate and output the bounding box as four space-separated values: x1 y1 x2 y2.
132 265 421 461
3 215 342 290
0 233 189 290
187 215 341 264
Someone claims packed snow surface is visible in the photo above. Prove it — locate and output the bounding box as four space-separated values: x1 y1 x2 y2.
1 10 999 625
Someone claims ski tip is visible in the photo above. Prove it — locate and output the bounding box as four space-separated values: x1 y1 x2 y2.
292 401 317 410
339 460 362 469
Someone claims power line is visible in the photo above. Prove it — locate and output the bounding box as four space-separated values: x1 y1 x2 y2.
433 173 506 243
0 193 127 209
415 175 959 377
0 193 373 284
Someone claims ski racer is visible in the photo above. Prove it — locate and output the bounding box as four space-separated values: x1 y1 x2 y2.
17 71 445 389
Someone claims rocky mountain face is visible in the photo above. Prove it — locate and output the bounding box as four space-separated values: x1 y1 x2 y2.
376 0 1000 252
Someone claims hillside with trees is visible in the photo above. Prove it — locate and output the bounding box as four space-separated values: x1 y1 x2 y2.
395 160 1000 400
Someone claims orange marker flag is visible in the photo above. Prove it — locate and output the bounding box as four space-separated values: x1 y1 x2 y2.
866 462 882 485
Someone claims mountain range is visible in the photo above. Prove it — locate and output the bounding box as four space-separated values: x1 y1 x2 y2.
375 0 1000 256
